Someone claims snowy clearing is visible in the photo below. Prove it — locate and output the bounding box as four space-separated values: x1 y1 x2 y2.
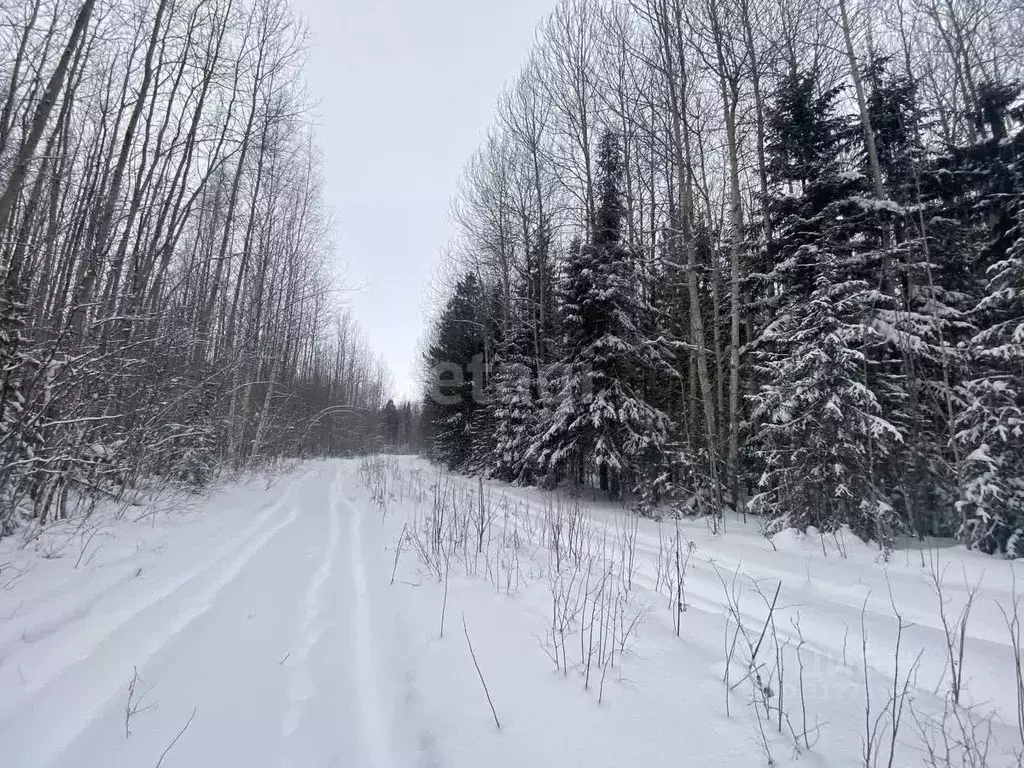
1 457 1022 767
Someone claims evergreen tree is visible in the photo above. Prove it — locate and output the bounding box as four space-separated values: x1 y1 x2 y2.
490 344 537 482
957 146 1024 555
490 294 538 482
916 81 1024 547
490 224 561 483
530 131 672 497
422 273 489 470
381 399 399 447
864 58 921 203
861 59 959 536
752 70 904 546
414 7 1024 559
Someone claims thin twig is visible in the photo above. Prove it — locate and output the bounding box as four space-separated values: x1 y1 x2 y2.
154 707 196 768
462 612 500 729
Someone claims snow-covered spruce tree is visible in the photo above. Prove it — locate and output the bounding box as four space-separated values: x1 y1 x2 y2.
861 58 966 537
530 131 672 499
489 294 539 482
422 272 490 471
489 354 535 482
959 201 1024 555
746 73 854 371
751 70 904 546
954 91 1024 555
468 283 505 471
489 226 559 483
751 270 904 544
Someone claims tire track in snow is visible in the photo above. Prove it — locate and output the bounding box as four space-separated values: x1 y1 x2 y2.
282 472 342 742
347 482 397 768
0 472 310 768
0 470 312 667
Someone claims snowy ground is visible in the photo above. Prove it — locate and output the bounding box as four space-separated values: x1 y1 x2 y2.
1 457 1022 767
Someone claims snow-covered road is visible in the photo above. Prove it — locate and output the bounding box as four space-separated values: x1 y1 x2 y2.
2 457 1023 768
0 462 414 768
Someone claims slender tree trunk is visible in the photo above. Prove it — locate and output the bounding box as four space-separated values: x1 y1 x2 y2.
0 0 95 254
68 0 169 338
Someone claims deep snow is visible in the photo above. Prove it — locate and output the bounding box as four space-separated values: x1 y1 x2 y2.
0 463 411 768
0 457 1021 767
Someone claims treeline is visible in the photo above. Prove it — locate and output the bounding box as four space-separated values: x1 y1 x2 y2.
0 0 389 531
380 399 425 453
422 0 1024 556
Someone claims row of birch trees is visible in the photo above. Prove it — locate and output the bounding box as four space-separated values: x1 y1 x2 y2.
0 0 390 531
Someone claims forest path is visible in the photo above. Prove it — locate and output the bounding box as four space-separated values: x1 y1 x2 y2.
0 461 417 768
4 457 1023 768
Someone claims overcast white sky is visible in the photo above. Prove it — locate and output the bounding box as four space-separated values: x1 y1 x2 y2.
289 0 555 400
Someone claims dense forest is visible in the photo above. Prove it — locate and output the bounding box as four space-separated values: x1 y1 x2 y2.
422 0 1024 556
0 0 394 532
